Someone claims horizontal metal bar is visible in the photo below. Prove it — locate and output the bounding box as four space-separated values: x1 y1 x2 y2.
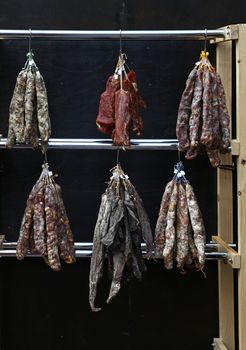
0 138 179 150
0 29 227 40
0 249 228 260
0 242 235 260
2 241 236 250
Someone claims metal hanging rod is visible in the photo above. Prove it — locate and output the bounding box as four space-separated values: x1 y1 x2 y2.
0 249 228 260
0 242 236 260
0 138 179 150
0 138 233 151
0 29 227 40
1 241 236 250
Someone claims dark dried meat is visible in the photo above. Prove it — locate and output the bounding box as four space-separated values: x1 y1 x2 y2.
176 50 231 167
89 165 153 312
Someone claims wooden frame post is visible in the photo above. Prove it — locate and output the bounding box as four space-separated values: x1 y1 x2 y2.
236 23 246 350
216 35 234 350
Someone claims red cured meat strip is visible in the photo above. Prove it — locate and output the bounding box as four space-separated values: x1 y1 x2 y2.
112 89 131 146
96 75 120 135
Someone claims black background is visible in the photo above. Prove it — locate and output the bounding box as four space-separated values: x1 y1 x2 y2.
0 1 243 349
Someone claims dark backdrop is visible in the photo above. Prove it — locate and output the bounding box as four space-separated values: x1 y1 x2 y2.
0 1 243 349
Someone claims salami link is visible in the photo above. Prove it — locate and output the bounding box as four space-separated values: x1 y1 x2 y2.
176 67 197 151
35 70 51 152
200 69 213 146
6 70 27 147
176 183 189 270
44 183 61 271
55 184 76 264
189 68 203 149
154 180 174 258
24 70 36 142
33 182 47 256
163 182 178 269
185 183 206 268
216 73 230 151
17 180 44 259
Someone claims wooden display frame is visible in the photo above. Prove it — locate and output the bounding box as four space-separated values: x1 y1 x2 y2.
213 23 246 350
0 24 244 349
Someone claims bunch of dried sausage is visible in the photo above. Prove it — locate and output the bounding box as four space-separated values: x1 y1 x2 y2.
89 164 153 312
16 163 76 271
176 50 230 167
6 50 51 153
154 162 206 273
96 53 146 147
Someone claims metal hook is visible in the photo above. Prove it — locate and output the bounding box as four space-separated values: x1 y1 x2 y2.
178 149 181 162
44 150 48 165
204 28 207 52
119 29 122 54
116 147 120 165
28 28 32 53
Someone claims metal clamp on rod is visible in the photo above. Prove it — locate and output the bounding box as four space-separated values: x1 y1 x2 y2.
212 236 240 268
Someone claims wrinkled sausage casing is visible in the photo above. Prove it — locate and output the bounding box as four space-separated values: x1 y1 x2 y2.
176 51 231 167
6 57 51 152
154 162 206 273
16 165 76 271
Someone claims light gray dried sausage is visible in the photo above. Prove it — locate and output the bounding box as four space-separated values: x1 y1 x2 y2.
6 70 27 147
163 182 178 269
35 70 51 152
185 183 206 268
24 70 36 143
176 183 189 270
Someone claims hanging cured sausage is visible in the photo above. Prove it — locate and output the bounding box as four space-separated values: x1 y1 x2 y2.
154 161 206 273
176 50 230 167
16 163 76 271
89 164 153 312
96 53 146 147
6 50 51 153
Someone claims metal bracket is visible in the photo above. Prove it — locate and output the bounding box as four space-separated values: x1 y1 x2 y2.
212 235 240 269
212 338 229 350
217 163 235 171
230 139 240 156
210 24 239 44
0 235 5 249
